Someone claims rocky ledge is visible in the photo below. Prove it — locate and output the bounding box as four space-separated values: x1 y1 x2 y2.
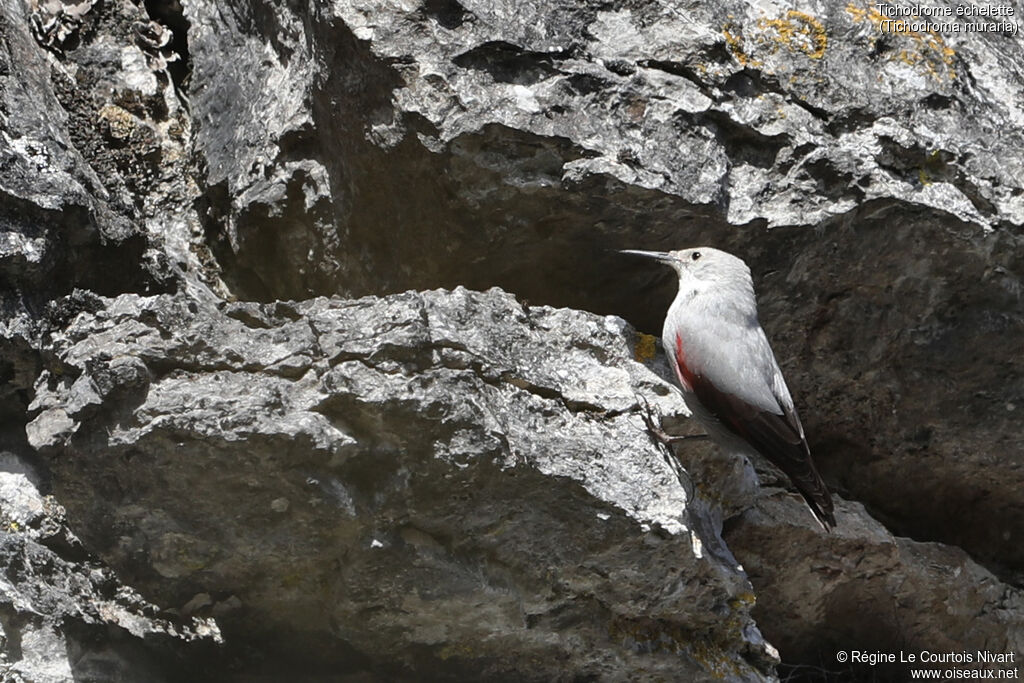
1 0 1022 679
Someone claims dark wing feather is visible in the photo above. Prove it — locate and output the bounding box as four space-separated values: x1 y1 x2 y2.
688 372 836 530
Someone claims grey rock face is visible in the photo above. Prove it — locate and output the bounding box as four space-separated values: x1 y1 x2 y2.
1 0 183 298
183 0 1024 295
751 218 1024 578
0 449 220 683
29 287 776 680
3 0 1024 678
1 0 218 427
725 495 1024 669
1 0 225 678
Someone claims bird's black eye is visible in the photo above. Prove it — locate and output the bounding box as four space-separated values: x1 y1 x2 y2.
691 251 701 261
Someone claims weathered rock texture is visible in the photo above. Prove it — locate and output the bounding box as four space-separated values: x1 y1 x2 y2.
27 287 778 680
2 0 1023 679
726 496 1024 679
0 449 220 682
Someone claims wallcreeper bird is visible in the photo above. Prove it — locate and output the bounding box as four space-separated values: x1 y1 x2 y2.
622 247 835 530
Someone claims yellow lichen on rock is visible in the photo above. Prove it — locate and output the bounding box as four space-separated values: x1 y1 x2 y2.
722 24 762 68
845 3 887 27
729 591 757 609
98 103 136 140
689 638 745 679
633 332 658 364
722 11 827 71
756 11 828 59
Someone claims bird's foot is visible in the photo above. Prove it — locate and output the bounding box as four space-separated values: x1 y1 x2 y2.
636 395 709 444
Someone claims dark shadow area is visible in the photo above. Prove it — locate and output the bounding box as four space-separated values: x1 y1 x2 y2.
140 0 192 91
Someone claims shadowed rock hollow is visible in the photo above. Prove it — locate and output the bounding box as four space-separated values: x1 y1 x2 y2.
1 0 1022 679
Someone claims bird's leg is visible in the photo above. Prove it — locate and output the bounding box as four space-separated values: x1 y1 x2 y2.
636 395 709 444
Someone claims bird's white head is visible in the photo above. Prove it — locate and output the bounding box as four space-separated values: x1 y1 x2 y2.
620 246 753 292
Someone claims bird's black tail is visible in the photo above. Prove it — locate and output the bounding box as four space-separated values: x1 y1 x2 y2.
792 461 836 532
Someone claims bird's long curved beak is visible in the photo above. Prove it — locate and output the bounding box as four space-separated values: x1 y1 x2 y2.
619 249 676 265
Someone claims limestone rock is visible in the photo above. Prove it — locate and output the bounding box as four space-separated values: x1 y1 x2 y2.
29 287 776 680
2 0 1023 678
0 450 220 682
724 493 1024 677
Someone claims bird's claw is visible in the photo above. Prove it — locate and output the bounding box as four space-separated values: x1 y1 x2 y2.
635 394 709 445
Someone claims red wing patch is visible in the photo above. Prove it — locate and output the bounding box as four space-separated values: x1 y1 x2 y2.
674 334 697 392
